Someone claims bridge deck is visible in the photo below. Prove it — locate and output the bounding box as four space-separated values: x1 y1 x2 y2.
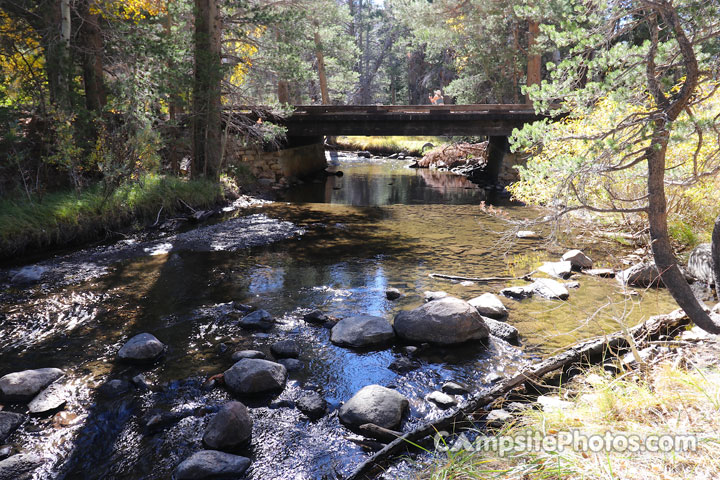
281 104 545 137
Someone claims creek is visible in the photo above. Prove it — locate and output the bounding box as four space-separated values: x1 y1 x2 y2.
0 153 677 479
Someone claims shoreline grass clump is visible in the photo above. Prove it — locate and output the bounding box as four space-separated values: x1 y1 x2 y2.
422 352 720 479
0 174 223 259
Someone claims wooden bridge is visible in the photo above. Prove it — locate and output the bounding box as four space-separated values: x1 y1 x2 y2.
282 104 545 137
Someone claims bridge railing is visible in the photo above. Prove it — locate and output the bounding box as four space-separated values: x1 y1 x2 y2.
290 104 537 115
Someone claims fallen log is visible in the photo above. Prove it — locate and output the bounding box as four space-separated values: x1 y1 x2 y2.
346 308 690 480
429 273 532 283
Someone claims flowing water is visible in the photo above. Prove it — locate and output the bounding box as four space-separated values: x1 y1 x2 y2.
0 154 678 479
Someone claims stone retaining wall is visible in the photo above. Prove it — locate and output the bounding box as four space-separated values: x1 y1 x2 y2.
230 143 327 187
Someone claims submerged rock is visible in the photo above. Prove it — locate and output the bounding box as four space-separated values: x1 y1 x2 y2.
0 412 25 443
10 266 46 287
562 250 593 270
442 382 469 395
270 340 300 359
117 333 165 363
174 450 250 480
0 368 64 403
277 358 304 372
530 278 569 300
484 318 519 345
500 285 533 299
99 379 130 399
339 385 409 430
231 350 266 361
388 357 421 373
331 315 395 348
393 297 489 345
238 309 275 331
296 392 327 420
467 293 508 319
303 310 329 325
202 401 252 450
224 359 287 395
426 391 457 409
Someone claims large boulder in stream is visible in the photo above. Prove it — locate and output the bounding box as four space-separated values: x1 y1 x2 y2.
174 450 250 480
202 401 253 450
0 368 64 403
393 297 489 345
339 385 409 430
117 333 165 363
331 315 395 348
529 278 570 300
619 262 664 288
0 412 26 442
223 359 287 395
0 454 44 480
467 293 508 319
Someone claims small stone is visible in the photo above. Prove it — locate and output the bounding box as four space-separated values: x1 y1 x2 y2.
117 333 165 363
270 340 301 359
442 382 469 395
174 451 250 480
0 446 11 461
131 374 149 390
402 346 418 355
217 343 228 354
268 399 295 409
27 383 67 415
423 291 448 302
467 293 508 319
232 302 254 312
385 288 402 300
516 230 541 239
486 409 512 427
485 318 519 345
52 411 81 428
486 372 503 383
426 391 457 409
231 350 266 361
99 379 130 399
277 358 304 372
0 412 25 443
238 309 275 331
388 357 421 373
296 392 327 420
538 261 573 279
564 281 580 289
537 395 573 412
561 250 593 269
585 268 615 278
202 401 252 450
505 402 530 413
303 310 329 324
500 286 533 300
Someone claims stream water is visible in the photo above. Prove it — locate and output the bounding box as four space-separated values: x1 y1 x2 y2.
0 153 678 479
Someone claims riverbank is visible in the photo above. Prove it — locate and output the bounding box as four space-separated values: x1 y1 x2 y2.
422 319 720 479
0 174 229 262
332 136 447 156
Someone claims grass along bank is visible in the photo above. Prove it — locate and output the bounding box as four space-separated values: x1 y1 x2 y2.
422 329 720 479
0 174 224 260
333 136 448 156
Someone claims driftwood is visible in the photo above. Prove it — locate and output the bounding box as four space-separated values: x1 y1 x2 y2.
346 308 690 480
429 273 534 283
358 423 403 443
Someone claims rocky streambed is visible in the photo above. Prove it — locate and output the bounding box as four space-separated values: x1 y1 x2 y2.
0 154 683 479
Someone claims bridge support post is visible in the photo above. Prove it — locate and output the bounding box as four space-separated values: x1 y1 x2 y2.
485 136 509 184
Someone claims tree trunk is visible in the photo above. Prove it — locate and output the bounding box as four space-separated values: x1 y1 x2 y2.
313 22 330 105
713 215 720 293
277 79 290 103
192 0 222 178
525 20 541 102
79 1 106 113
